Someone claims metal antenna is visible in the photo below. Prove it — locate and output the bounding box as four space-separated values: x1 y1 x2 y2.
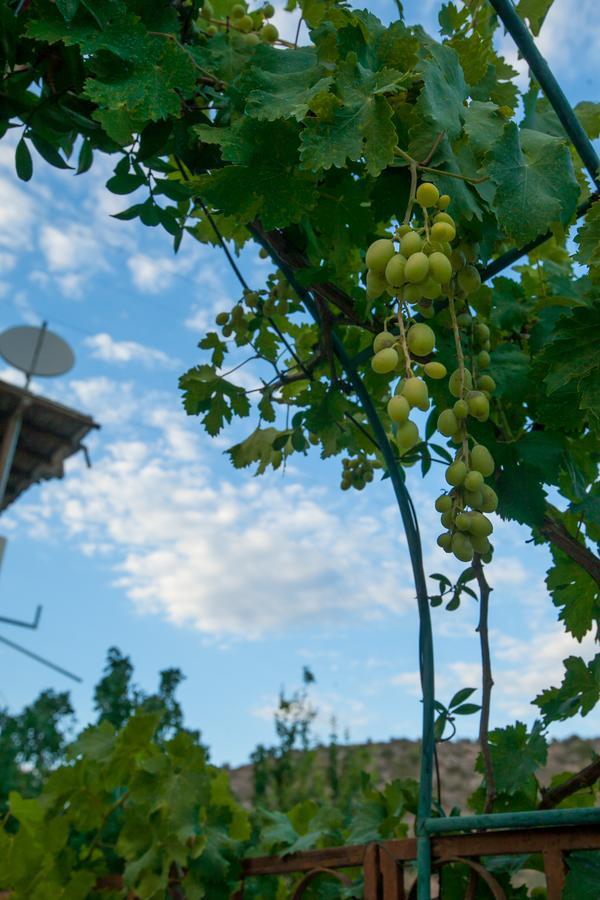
0 633 82 683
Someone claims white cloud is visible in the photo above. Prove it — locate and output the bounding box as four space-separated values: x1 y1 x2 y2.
0 176 35 252
128 253 184 294
84 332 177 369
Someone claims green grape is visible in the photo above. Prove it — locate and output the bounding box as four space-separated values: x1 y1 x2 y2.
446 459 467 486
464 489 483 509
371 347 399 374
387 394 410 423
397 420 420 450
222 323 233 337
467 391 489 420
469 512 493 537
428 251 452 284
435 494 453 513
400 231 423 257
450 248 466 271
206 23 218 34
365 238 395 273
424 361 447 380
366 269 388 300
341 480 351 491
201 0 214 17
416 182 440 207
471 444 495 477
437 409 459 437
404 283 422 303
437 194 451 211
385 253 407 286
433 212 455 228
470 534 491 555
402 377 429 411
373 331 396 353
437 532 452 551
261 22 278 41
238 14 254 31
309 433 319 445
453 398 469 419
480 484 499 513
448 368 473 398
405 252 429 284
440 509 454 529
477 374 496 394
477 350 491 369
475 322 490 342
464 470 484 492
243 31 260 44
431 221 456 243
455 511 472 531
457 265 482 294
421 278 442 300
422 240 444 255
231 3 246 17
263 2 275 16
457 312 473 328
452 531 474 562
215 312 229 326
418 302 435 318
397 223 412 237
407 323 435 356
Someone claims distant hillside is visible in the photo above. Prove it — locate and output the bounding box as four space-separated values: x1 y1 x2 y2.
228 735 600 812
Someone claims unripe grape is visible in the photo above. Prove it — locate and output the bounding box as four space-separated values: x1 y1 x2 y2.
446 459 467 486
477 350 491 369
373 331 395 353
424 361 447 380
464 470 484 492
452 531 474 562
470 534 491 555
215 312 229 326
450 248 466 271
418 302 435 318
440 509 454 529
201 0 214 17
402 377 429 411
475 322 490 342
416 182 440 207
437 532 452 551
422 240 444 255
407 323 435 356
457 265 481 294
421 278 442 300
477 374 496 394
464 490 483 509
438 409 459 437
433 212 455 228
467 391 489 420
435 494 453 513
455 511 472 531
480 484 499 513
385 253 407 286
431 221 456 243
405 252 429 284
471 444 495 477
341 480 351 491
400 231 423 257
428 251 452 284
365 238 395 273
238 14 254 31
231 3 246 17
453 399 469 419
449 368 473 398
397 420 420 450
457 313 473 329
482 339 491 351
397 223 412 237
244 31 260 44
404 283 422 303
261 22 278 41
372 347 399 374
366 269 388 299
387 394 410 424
206 23 218 34
263 2 275 16
469 512 493 538
438 194 451 210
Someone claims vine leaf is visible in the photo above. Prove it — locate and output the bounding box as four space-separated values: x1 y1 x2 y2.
515 0 555 36
538 305 600 423
476 721 548 797
535 654 600 724
546 547 599 640
239 45 333 122
179 365 250 436
488 123 579 243
227 427 285 473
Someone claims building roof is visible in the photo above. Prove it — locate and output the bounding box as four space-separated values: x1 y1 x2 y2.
0 380 100 512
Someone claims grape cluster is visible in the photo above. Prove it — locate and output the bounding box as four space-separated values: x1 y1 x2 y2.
340 456 377 491
197 1 278 44
364 181 497 563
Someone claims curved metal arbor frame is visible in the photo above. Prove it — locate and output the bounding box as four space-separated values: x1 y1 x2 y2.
232 5 600 898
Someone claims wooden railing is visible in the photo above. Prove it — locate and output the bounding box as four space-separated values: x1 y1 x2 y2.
235 823 600 898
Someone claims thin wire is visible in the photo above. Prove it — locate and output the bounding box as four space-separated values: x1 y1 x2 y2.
0 633 82 682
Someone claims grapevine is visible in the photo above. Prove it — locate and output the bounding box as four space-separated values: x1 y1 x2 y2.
365 178 498 563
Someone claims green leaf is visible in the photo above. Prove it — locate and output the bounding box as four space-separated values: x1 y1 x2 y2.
412 40 467 148
489 343 531 403
239 45 332 122
29 133 72 169
227 427 283 473
575 200 600 280
515 431 565 486
15 138 33 182
55 0 80 22
546 548 599 640
488 123 579 243
76 139 93 174
448 687 477 709
8 791 44 827
179 365 250 436
452 703 481 715
515 0 555 35
496 459 547 528
574 101 600 140
479 721 547 796
564 851 600 899
106 172 146 195
538 306 600 422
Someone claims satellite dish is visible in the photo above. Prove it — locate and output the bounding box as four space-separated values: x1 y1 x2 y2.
0 324 74 381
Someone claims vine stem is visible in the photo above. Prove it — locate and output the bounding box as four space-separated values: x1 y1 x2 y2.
396 299 413 378
394 146 488 184
448 293 470 463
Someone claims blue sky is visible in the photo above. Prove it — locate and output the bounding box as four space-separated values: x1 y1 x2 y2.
0 0 598 767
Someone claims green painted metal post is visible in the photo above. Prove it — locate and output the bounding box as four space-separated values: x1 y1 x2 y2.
425 806 600 834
